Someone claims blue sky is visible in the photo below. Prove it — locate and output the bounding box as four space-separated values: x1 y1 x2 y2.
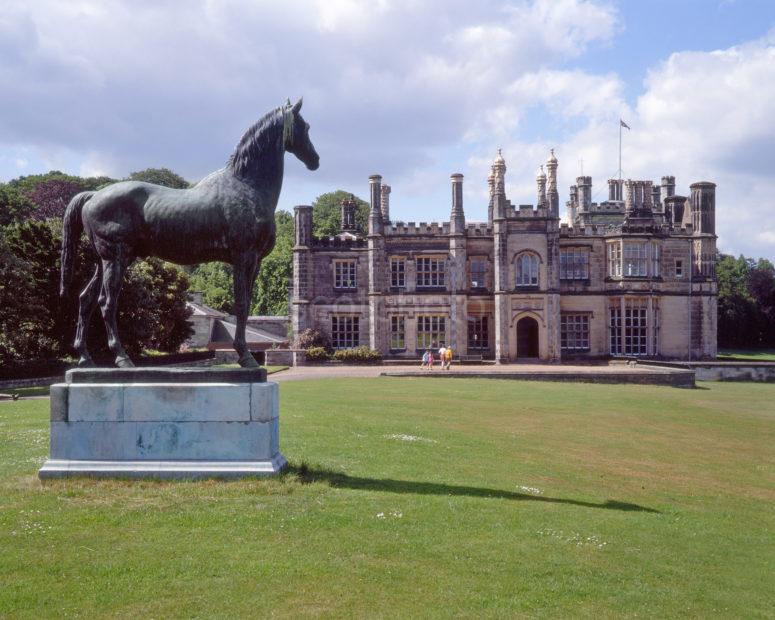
1 0 774 259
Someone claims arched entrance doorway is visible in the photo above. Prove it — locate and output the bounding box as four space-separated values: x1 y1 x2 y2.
516 316 539 359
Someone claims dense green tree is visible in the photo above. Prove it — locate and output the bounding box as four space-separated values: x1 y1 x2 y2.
128 167 190 189
252 210 294 315
0 231 53 364
716 253 775 348
1 219 193 365
311 190 369 238
0 184 34 226
188 262 234 314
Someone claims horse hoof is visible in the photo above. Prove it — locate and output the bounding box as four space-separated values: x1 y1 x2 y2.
238 353 259 368
115 356 135 368
78 357 95 368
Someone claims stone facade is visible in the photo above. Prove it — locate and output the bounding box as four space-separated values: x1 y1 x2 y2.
291 151 717 361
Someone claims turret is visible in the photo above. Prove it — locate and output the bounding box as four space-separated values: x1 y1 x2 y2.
450 173 465 234
546 149 559 217
368 174 383 235
536 166 547 208
690 182 716 234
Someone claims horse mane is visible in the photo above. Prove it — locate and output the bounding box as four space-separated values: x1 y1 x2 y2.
227 105 287 178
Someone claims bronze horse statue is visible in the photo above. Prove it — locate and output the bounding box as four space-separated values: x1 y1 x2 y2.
60 98 319 368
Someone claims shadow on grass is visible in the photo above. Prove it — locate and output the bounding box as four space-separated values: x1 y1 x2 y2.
287 464 659 514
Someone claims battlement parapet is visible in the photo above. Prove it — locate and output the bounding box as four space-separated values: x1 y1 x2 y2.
385 221 450 236
465 222 493 236
311 237 367 249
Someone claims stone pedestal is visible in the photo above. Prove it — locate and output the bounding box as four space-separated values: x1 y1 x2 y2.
38 368 286 480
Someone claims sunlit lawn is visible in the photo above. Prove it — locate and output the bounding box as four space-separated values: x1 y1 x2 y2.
1 378 773 617
718 348 775 361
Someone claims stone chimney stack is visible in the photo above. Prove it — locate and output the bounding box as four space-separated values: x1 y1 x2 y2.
568 185 578 223
340 195 357 232
380 184 391 223
624 180 634 216
546 149 559 217
652 184 662 211
536 166 547 208
665 195 686 227
577 176 592 212
607 179 623 201
690 182 716 234
487 171 495 224
368 174 383 235
661 176 676 200
450 173 465 234
294 204 313 246
644 180 654 212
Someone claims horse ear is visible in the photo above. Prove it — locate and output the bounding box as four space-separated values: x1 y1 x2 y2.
285 98 291 107
292 97 303 113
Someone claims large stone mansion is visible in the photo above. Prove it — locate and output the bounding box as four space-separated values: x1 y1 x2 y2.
291 150 717 361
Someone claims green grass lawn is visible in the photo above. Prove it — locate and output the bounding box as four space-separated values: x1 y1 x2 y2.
718 348 775 361
1 379 773 617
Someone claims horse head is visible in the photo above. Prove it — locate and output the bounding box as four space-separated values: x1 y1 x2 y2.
283 98 320 171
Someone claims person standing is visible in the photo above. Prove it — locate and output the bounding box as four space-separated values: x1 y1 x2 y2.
444 346 453 370
438 344 447 370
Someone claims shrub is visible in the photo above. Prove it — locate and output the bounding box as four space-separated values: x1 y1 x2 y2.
295 328 331 351
331 346 382 364
304 346 330 362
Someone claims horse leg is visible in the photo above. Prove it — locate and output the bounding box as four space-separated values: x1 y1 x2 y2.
99 249 134 368
232 253 259 368
73 264 102 367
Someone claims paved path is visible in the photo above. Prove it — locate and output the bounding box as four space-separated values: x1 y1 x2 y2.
270 362 691 386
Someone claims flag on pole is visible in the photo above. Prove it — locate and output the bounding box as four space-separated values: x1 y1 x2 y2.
620 119 631 130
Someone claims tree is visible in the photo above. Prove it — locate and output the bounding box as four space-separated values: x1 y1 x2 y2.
0 184 34 226
1 219 193 365
716 253 775 348
252 210 294 315
128 167 190 189
188 262 234 314
311 190 370 238
27 178 86 220
0 231 54 365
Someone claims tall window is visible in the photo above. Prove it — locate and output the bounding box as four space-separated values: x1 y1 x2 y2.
624 301 648 355
607 242 621 277
651 243 661 277
609 306 622 355
560 314 590 351
390 258 405 288
331 316 359 349
516 253 539 287
467 316 489 350
470 260 487 289
623 242 647 277
390 316 405 350
334 260 357 289
675 259 684 278
417 315 446 349
560 250 590 280
416 257 446 288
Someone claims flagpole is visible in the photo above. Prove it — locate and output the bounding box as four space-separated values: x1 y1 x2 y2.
618 120 622 182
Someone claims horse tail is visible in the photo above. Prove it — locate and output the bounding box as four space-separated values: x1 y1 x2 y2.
60 191 94 298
